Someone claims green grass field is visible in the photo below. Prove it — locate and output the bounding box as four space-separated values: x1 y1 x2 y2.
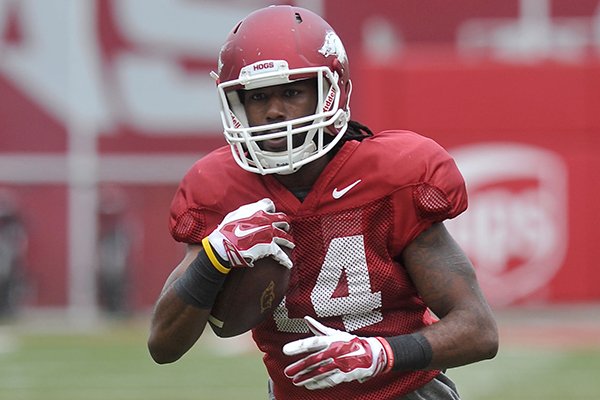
1 309 599 400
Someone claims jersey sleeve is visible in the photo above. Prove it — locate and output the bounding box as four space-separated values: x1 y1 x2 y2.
167 147 267 245
168 160 225 244
388 133 468 251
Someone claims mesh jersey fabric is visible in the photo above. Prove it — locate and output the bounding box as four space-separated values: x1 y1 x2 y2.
169 130 468 399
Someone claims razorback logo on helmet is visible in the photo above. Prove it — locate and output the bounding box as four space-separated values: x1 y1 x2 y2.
446 143 568 306
318 31 347 64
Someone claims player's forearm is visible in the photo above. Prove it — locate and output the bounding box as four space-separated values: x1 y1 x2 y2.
147 288 209 364
400 222 499 370
419 301 498 370
416 254 499 369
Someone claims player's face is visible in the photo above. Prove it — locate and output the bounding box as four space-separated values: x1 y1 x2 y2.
242 79 318 152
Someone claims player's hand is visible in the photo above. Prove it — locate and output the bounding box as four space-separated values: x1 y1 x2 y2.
206 198 294 269
283 316 390 390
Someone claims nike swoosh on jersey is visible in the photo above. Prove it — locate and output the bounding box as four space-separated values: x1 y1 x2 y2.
332 179 362 199
234 225 267 238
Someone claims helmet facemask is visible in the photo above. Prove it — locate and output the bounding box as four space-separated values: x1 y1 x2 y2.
215 62 351 175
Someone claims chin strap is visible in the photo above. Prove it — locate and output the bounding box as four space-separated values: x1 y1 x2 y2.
256 135 318 175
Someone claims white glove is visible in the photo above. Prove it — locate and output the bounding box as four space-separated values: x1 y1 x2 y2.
207 198 294 269
283 316 389 390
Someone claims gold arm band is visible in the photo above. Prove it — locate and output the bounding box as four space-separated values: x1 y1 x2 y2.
202 237 231 274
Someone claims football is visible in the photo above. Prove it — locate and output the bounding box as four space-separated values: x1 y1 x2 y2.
208 249 292 338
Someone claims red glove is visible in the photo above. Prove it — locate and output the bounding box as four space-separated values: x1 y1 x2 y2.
283 316 391 390
206 198 294 269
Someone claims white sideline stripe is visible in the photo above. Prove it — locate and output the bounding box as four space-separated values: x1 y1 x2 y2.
0 153 204 183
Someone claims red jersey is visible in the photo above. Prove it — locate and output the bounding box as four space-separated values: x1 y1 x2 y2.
169 130 468 400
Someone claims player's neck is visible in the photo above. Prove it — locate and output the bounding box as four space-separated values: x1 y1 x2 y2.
272 155 330 195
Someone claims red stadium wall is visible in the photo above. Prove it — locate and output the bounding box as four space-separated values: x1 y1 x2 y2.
1 0 599 312
352 55 600 306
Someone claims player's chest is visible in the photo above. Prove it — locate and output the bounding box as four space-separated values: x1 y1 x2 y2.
279 201 407 331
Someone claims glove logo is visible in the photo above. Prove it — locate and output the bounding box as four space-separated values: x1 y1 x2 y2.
234 225 267 238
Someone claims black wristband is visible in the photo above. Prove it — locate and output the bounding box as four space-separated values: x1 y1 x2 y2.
386 332 433 371
173 250 228 309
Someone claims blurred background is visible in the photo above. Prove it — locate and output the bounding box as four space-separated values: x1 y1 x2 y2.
0 0 599 399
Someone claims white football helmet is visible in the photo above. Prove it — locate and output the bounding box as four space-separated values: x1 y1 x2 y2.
212 5 352 175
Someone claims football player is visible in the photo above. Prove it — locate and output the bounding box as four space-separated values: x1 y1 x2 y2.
148 5 498 399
